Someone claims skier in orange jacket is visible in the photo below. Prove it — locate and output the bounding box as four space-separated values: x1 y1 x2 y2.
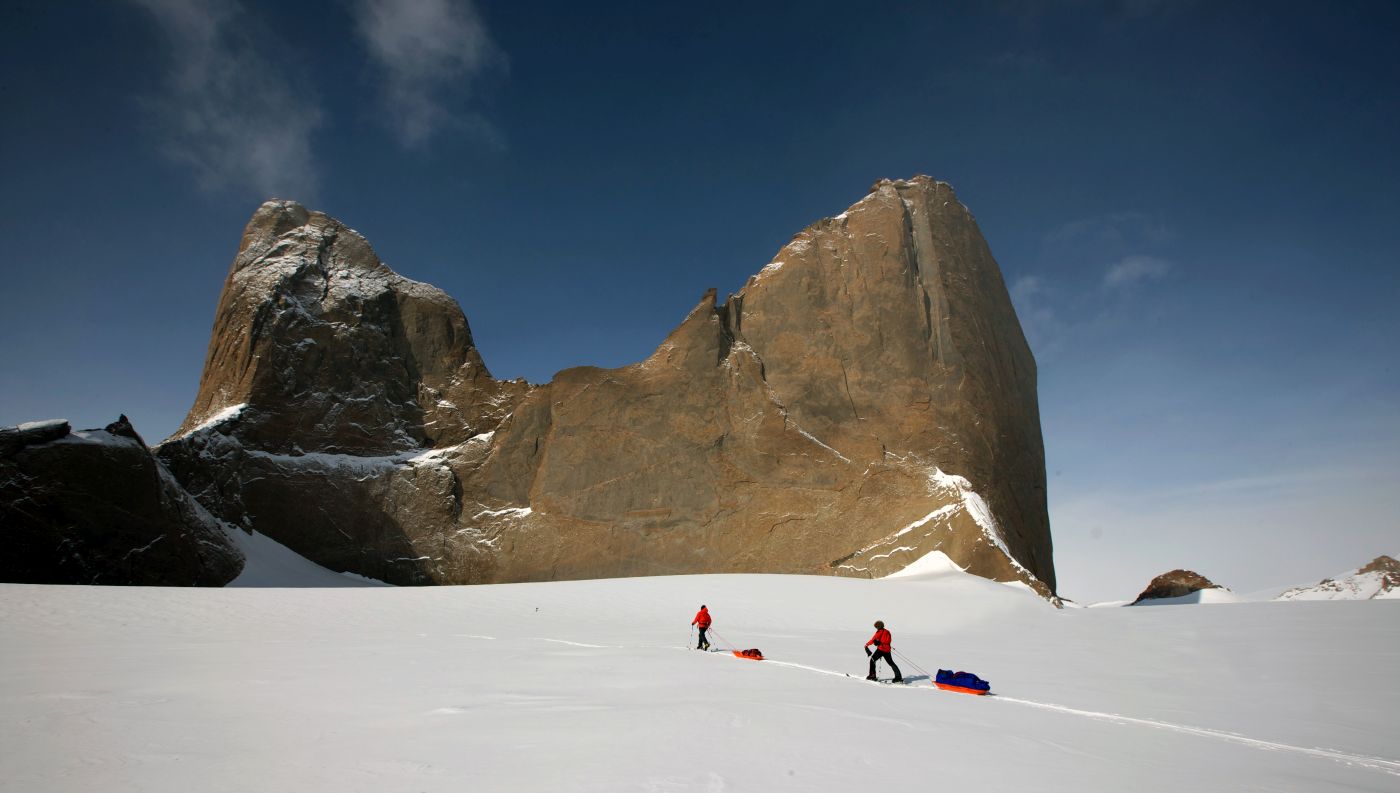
865 620 903 682
692 605 712 650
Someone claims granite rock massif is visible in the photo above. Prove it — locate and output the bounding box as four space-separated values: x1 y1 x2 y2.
0 418 242 585
154 177 1055 594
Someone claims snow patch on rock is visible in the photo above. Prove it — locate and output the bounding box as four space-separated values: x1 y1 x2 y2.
184 403 247 437
925 467 1032 578
1277 555 1400 601
473 506 533 521
883 549 965 579
16 419 69 434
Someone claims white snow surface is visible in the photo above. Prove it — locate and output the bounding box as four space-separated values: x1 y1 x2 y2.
3 572 1398 792
1129 587 1244 606
15 419 68 433
224 529 390 588
882 548 965 578
53 429 141 448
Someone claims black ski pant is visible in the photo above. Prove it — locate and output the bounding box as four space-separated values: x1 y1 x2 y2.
696 626 709 649
869 649 901 679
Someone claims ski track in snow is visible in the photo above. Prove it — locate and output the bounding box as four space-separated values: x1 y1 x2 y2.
702 652 1400 777
531 638 615 649
989 695 1400 777
438 629 1400 779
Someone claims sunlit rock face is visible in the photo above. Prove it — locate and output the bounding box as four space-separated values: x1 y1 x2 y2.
159 177 1055 595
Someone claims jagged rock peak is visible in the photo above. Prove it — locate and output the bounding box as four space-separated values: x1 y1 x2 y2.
170 199 526 455
1132 569 1224 603
868 174 953 194
104 414 145 445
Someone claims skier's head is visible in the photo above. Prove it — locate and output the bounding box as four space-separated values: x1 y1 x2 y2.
873 620 885 629
700 605 707 610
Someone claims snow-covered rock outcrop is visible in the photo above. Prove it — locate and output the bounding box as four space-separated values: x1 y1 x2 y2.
1277 555 1400 601
1130 569 1235 605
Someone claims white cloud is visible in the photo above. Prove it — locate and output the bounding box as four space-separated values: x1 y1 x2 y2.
131 0 322 199
1104 254 1172 288
1010 274 1046 308
1009 274 1063 355
353 0 502 147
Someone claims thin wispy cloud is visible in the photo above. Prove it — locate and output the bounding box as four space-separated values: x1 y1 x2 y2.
1009 274 1065 355
1104 254 1172 288
1045 211 1174 248
353 0 503 147
131 0 321 198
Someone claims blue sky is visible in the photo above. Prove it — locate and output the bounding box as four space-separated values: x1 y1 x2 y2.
2 1 1396 601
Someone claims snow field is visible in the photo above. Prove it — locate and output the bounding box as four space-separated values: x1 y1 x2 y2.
2 565 1398 792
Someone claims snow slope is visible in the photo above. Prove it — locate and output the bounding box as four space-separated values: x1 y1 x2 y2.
2 567 1398 792
1128 587 1244 606
223 529 390 588
1277 555 1400 601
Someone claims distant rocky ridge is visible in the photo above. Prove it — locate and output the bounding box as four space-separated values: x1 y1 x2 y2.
1131 569 1224 604
1277 555 1400 601
5 177 1057 595
0 417 243 585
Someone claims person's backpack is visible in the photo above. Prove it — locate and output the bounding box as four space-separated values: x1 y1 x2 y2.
734 648 765 660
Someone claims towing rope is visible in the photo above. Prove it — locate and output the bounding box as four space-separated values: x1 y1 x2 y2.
703 627 738 652
891 647 935 682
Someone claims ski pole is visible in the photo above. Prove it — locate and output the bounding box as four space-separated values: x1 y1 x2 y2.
689 625 694 649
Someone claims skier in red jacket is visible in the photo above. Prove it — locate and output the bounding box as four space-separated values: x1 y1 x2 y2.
692 605 712 650
865 620 903 682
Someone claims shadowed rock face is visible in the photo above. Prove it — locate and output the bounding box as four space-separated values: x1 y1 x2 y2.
0 418 243 585
159 177 1056 595
1132 570 1222 603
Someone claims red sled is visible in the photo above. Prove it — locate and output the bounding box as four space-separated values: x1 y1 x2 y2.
733 648 765 661
935 682 989 695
